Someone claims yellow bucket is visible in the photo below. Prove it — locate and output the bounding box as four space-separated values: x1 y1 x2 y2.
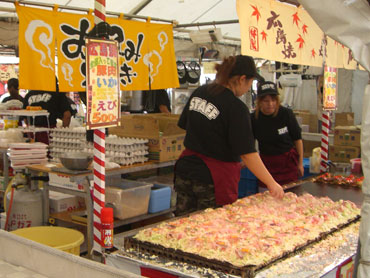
11 226 84 255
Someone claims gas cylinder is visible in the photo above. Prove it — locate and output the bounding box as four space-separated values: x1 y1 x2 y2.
6 186 43 231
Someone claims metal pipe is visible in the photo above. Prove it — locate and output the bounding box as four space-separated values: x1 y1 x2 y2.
176 19 239 28
174 28 241 42
0 0 174 24
173 35 240 48
128 0 152 15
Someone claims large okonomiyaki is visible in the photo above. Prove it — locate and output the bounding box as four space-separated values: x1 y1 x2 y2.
130 192 360 272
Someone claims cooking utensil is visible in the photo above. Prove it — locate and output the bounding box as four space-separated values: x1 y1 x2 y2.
59 152 93 170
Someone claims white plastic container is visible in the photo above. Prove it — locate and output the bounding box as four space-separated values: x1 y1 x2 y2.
105 179 152 220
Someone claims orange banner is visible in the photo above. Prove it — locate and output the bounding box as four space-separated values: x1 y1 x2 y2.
56 12 94 92
16 5 179 91
16 4 56 91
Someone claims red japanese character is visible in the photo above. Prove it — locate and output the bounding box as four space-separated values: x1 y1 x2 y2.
97 101 107 111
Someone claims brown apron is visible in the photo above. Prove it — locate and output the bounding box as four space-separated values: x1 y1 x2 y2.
178 149 241 206
259 148 299 187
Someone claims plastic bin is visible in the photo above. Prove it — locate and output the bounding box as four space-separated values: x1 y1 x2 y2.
240 168 256 179
238 178 258 198
301 158 313 179
148 184 171 213
350 158 362 174
238 167 258 198
11 226 84 255
105 179 152 220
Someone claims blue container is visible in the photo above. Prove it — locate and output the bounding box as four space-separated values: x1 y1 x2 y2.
148 184 171 213
301 158 313 179
238 178 258 198
240 168 256 179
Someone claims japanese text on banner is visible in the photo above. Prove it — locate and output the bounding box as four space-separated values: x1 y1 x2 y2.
323 66 337 110
86 39 121 129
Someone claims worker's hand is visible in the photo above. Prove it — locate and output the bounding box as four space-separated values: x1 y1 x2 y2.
298 164 304 177
267 182 284 199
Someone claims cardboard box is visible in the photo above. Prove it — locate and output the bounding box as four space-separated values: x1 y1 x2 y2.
308 114 318 133
329 145 361 163
334 126 361 147
294 111 310 125
303 140 321 158
49 191 85 214
335 112 354 127
294 111 318 133
109 114 186 162
48 172 92 192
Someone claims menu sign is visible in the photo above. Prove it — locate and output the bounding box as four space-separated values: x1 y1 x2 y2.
323 66 337 110
86 38 121 129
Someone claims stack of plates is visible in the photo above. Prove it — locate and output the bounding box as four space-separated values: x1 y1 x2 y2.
8 143 48 170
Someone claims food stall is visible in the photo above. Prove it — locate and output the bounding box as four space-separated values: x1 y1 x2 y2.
104 177 362 278
0 0 369 277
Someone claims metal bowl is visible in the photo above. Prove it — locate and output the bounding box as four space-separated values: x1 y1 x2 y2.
59 152 93 171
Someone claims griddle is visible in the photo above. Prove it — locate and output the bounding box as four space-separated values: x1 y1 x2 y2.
287 180 363 207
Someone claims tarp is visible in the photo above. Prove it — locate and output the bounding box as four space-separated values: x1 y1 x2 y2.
297 1 370 277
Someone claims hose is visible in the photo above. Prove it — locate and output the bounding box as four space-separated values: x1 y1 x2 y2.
4 186 15 231
3 176 15 210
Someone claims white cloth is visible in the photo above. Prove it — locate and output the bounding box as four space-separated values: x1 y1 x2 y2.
358 84 370 278
298 0 370 72
292 79 318 115
281 87 296 108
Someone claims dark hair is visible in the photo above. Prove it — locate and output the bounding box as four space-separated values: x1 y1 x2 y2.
209 55 261 95
7 78 19 90
214 56 238 87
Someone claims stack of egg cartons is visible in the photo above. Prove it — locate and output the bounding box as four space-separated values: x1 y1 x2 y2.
49 127 86 163
84 135 149 166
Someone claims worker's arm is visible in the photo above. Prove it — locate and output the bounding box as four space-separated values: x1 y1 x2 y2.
240 152 284 199
294 139 304 177
62 110 71 127
159 104 170 114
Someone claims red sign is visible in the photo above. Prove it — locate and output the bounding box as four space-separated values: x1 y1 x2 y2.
336 256 355 278
86 38 121 129
323 65 337 110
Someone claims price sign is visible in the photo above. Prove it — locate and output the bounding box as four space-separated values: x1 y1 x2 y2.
323 65 337 110
336 256 354 278
86 38 121 129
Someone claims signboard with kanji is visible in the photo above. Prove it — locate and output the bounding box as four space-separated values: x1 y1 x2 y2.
86 38 121 129
323 65 337 110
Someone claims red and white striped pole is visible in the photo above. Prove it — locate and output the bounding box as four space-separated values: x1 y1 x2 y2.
320 110 330 172
93 0 106 253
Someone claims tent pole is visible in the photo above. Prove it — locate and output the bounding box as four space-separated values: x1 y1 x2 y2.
176 19 239 28
0 0 174 24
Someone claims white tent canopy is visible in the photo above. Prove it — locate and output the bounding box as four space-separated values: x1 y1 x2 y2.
0 0 307 57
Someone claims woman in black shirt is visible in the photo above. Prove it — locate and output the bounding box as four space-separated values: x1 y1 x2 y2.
175 55 284 216
251 81 304 187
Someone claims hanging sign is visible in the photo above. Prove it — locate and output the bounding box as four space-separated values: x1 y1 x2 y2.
0 64 19 82
236 0 324 67
16 5 179 91
323 66 337 110
236 0 362 70
85 38 121 129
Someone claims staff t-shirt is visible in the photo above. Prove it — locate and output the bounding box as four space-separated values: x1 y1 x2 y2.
23 90 70 126
251 106 302 156
2 95 25 105
176 84 256 183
